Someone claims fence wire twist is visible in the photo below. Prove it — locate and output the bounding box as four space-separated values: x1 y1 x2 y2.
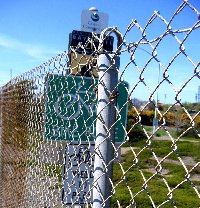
0 0 200 207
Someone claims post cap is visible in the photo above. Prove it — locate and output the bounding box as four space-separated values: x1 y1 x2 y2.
89 7 98 12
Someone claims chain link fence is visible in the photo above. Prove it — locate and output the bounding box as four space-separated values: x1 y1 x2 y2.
0 0 200 207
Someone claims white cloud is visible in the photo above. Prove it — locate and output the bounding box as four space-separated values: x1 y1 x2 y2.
0 35 21 48
0 33 61 60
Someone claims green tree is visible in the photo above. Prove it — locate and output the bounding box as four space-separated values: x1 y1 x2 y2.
127 119 147 142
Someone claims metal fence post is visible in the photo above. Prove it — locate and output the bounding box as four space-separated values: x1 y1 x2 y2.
93 53 119 208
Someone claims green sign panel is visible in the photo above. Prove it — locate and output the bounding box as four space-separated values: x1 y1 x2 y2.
45 74 128 143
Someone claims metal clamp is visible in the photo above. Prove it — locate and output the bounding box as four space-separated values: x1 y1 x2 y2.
99 27 123 54
109 91 119 102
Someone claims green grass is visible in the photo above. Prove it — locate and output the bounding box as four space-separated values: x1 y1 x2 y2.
144 126 178 138
178 136 200 142
175 141 200 160
113 138 200 207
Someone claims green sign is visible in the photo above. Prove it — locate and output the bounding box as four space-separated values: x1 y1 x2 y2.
45 74 128 143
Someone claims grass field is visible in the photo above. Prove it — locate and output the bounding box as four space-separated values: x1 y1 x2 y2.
112 128 200 208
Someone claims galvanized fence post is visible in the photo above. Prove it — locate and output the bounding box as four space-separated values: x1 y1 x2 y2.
93 52 119 208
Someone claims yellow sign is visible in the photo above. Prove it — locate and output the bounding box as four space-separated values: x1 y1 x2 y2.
70 51 98 77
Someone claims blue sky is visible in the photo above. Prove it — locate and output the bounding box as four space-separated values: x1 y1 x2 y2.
0 0 200 103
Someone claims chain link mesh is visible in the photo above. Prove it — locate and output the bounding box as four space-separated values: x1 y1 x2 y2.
0 0 200 207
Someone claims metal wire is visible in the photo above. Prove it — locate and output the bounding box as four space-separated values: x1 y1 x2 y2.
0 0 200 207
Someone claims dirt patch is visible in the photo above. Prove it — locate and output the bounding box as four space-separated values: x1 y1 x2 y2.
181 156 198 167
142 168 169 175
190 174 200 182
144 156 200 182
150 156 198 167
154 136 171 141
142 168 200 185
154 136 200 143
121 147 139 155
